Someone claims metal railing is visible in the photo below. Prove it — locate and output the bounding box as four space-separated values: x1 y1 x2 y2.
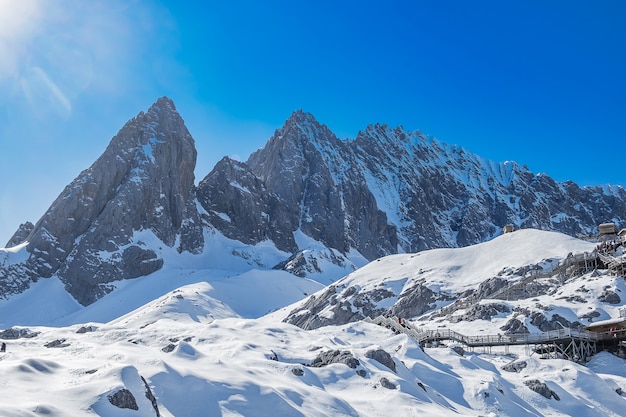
364 316 624 348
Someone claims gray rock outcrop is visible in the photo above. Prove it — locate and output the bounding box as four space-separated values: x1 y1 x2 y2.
198 110 399 261
502 360 528 373
530 312 581 332
379 377 397 389
462 303 510 321
197 157 297 252
0 328 39 339
309 350 360 369
284 286 351 329
598 290 621 304
108 388 138 410
365 349 396 373
500 318 529 334
141 376 161 417
4 222 34 248
524 379 560 400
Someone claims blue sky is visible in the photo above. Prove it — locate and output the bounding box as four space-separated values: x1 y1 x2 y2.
0 0 624 243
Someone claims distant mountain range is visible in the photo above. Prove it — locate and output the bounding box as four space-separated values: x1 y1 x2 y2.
1 97 624 307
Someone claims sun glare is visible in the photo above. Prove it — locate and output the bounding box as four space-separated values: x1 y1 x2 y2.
0 0 42 81
0 0 40 37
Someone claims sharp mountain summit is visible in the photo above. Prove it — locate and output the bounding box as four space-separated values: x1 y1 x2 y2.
1 97 624 307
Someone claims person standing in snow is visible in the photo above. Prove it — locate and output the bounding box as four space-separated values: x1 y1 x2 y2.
1 342 5 352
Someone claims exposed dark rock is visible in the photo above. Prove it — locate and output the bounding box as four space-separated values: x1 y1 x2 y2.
44 339 69 348
4 222 34 248
524 379 560 400
391 283 440 318
558 295 587 303
530 313 581 332
356 369 367 378
462 303 510 321
309 350 360 369
474 277 508 300
108 388 138 411
76 326 96 334
197 157 297 253
379 377 397 389
513 307 532 317
451 346 465 356
514 281 553 300
274 248 353 278
580 311 601 321
365 349 396 373
599 290 621 304
500 318 529 334
283 285 369 330
141 376 161 417
502 360 527 373
161 344 176 353
291 367 304 376
0 328 39 339
245 111 398 260
352 288 396 316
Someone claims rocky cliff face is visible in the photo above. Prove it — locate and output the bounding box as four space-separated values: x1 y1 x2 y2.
4 222 34 249
196 157 297 253
197 111 399 262
0 98 203 305
2 102 625 306
198 111 626 263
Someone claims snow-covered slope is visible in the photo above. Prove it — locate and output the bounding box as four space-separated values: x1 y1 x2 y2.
323 228 595 295
2 282 626 416
282 229 623 332
2 227 626 416
0 227 323 329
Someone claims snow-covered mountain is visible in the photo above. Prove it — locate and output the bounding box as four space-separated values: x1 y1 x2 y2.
1 98 204 305
1 98 624 310
1 228 626 416
282 229 621 330
205 109 625 259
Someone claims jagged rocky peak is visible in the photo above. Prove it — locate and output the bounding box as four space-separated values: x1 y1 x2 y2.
247 109 343 188
197 157 298 252
4 222 34 248
2 97 204 305
245 111 397 260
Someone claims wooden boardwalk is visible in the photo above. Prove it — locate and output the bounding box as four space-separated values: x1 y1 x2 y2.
365 315 625 363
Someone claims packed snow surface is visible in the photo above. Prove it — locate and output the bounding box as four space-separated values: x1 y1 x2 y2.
339 228 596 294
1 228 625 416
1 285 626 416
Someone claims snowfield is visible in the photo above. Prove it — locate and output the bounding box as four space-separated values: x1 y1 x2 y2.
1 229 625 416
1 297 626 417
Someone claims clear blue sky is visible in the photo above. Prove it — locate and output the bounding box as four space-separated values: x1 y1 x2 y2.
0 0 624 243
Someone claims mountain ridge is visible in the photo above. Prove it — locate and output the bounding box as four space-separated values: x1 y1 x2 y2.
1 97 624 309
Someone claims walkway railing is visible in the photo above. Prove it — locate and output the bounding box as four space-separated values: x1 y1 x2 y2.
364 315 623 348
